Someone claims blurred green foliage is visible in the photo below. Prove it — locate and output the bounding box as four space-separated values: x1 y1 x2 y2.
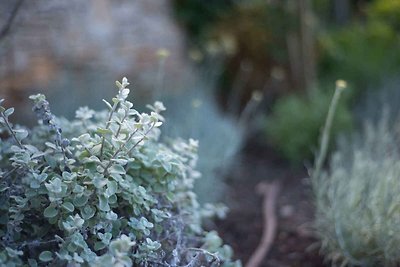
368 0 400 32
318 21 400 91
211 1 296 110
210 1 295 62
265 87 352 165
266 0 400 164
161 80 244 204
318 0 400 91
173 0 400 166
172 0 234 40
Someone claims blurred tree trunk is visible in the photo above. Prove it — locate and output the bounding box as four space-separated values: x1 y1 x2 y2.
287 0 316 91
333 0 350 25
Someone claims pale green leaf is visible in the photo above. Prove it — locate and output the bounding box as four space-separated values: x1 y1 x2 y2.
43 205 58 218
39 251 53 262
62 202 75 212
4 107 14 117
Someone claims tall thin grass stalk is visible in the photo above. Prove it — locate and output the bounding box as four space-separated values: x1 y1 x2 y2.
312 80 346 180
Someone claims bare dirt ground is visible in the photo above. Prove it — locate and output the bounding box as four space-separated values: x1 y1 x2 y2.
215 137 326 266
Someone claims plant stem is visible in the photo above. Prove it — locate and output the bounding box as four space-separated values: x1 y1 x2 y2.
126 122 156 155
313 84 345 180
103 122 156 175
2 166 20 179
0 112 23 149
99 102 118 159
186 248 220 264
114 110 128 138
103 128 139 175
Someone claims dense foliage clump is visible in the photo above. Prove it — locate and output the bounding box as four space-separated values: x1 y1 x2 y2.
312 84 400 266
265 87 352 165
0 78 240 266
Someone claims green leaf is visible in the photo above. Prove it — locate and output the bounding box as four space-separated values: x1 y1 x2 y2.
72 184 84 194
29 180 41 189
31 173 47 188
73 195 89 207
27 258 38 267
80 205 96 220
45 178 62 193
118 256 133 266
29 94 46 102
109 164 126 175
62 171 76 181
108 194 117 204
44 154 57 168
99 232 112 244
45 142 57 150
111 158 129 165
93 175 108 189
105 210 118 220
43 205 58 218
39 251 53 262
33 173 48 183
98 195 110 211
102 99 113 110
145 238 161 250
94 241 107 251
110 173 123 183
115 80 123 89
4 107 14 117
71 214 84 228
5 247 23 257
105 181 118 197
0 183 9 192
76 133 91 143
14 129 28 140
128 161 141 170
71 232 87 249
62 202 75 212
73 253 84 263
161 161 172 173
96 127 113 135
109 234 135 255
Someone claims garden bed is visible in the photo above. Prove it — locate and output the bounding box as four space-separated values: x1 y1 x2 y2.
216 136 325 266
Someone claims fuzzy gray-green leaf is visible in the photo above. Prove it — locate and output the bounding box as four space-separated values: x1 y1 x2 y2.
39 251 53 262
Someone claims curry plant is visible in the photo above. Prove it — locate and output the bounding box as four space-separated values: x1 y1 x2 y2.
312 81 400 266
0 78 240 266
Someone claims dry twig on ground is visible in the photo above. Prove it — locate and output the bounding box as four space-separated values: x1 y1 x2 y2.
246 180 281 267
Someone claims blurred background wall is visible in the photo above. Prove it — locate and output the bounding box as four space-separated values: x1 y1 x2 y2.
0 0 191 123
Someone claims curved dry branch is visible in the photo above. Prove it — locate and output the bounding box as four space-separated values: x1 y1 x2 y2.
245 180 281 267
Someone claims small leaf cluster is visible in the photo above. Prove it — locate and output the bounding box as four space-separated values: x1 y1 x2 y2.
0 78 240 267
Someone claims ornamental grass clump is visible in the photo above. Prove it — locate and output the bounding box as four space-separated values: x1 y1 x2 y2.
312 82 400 266
0 78 240 267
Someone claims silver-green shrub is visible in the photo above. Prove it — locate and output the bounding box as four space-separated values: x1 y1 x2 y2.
161 83 243 204
313 109 400 266
0 78 240 267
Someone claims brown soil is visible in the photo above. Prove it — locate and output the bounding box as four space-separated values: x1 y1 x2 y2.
215 137 326 267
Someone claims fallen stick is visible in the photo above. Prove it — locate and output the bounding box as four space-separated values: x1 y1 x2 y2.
245 180 281 267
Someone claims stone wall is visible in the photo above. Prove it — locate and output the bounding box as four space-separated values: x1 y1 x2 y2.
0 0 191 122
